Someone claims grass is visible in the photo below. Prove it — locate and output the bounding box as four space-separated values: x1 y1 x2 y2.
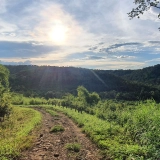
45 109 59 117
50 125 65 133
50 101 160 160
65 143 81 152
0 106 42 160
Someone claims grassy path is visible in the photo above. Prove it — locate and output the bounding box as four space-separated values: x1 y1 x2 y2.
20 108 102 160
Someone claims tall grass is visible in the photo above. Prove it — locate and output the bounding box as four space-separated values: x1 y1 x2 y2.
0 106 42 160
51 100 160 159
11 93 48 105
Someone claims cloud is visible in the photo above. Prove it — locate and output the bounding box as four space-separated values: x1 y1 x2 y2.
148 41 160 44
0 0 159 69
85 55 106 60
115 55 136 59
0 41 59 58
100 42 142 53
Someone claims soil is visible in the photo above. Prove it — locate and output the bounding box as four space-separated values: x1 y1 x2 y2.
19 108 104 160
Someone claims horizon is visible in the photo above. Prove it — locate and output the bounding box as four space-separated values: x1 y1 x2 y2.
0 0 160 70
3 63 160 71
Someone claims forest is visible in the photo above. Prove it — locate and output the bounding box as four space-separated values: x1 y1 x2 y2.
5 64 160 101
0 64 160 160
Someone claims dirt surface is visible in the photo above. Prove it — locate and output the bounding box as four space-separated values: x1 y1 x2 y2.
19 108 103 160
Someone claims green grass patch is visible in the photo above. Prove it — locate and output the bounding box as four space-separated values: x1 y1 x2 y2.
65 143 81 152
50 125 65 133
0 106 42 160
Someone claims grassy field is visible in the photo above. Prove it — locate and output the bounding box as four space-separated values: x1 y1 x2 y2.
48 100 160 160
0 106 42 160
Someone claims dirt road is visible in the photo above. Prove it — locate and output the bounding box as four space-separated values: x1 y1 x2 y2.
20 108 103 160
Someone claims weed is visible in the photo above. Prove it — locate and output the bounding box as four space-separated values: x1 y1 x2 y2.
50 125 65 133
65 143 81 152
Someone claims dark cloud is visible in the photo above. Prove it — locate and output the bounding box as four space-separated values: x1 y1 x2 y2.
98 42 104 45
0 41 59 58
100 42 142 53
88 46 98 51
86 55 106 60
148 41 160 44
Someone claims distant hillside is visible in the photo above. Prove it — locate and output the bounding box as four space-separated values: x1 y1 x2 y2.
107 64 160 88
5 65 160 101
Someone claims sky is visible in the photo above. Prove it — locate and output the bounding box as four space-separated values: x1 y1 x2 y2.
0 0 160 70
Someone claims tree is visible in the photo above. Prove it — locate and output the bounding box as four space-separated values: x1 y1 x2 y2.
88 92 100 106
0 64 9 89
77 86 90 104
128 0 160 30
0 65 11 121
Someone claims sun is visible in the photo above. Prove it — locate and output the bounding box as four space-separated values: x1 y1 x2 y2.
50 25 67 43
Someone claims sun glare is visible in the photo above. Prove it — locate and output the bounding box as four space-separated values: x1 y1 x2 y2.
50 25 67 43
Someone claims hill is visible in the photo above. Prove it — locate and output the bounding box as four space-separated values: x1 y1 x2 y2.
5 65 160 101
107 64 160 88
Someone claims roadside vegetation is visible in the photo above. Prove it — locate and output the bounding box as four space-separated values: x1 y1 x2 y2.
0 106 41 160
52 100 160 159
8 85 160 159
0 65 42 160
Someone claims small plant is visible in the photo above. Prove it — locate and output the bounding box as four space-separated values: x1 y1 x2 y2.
50 125 65 133
65 143 81 152
46 109 59 117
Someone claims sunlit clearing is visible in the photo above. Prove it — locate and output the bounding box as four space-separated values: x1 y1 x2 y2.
50 25 67 43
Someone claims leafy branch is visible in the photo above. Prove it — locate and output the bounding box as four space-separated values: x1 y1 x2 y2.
128 0 160 30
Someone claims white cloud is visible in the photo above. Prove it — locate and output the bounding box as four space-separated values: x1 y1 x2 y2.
115 55 136 59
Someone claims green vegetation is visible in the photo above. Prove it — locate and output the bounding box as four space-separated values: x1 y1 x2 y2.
0 65 11 122
50 125 65 133
65 143 81 152
52 98 160 159
1 64 160 159
11 93 48 105
0 106 42 160
6 65 160 101
45 109 59 117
